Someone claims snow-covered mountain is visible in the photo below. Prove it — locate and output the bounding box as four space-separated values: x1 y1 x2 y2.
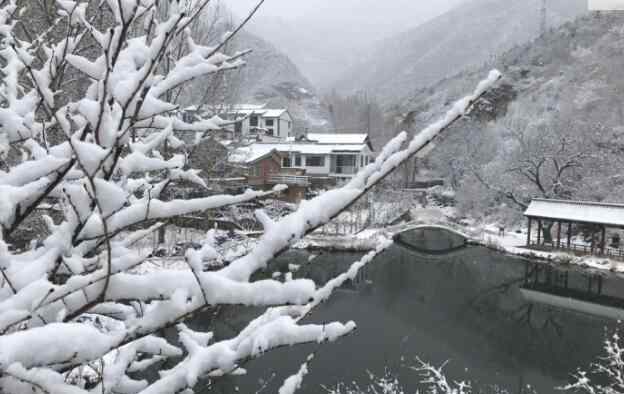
332 0 588 104
402 11 624 204
229 30 330 131
244 1 466 90
243 14 366 91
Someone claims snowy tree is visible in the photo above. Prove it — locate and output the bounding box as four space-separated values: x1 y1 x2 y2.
0 0 502 391
561 329 624 394
324 358 471 394
468 109 603 237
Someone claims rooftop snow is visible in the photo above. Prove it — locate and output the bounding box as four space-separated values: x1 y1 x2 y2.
524 199 624 227
229 142 368 164
224 108 287 118
262 109 287 118
307 133 368 145
231 104 267 111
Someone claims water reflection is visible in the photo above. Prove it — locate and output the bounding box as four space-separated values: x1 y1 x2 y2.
521 262 624 321
200 246 620 394
395 227 467 254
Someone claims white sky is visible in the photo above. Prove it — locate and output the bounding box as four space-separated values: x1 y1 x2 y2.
226 0 466 87
228 0 464 39
588 0 624 9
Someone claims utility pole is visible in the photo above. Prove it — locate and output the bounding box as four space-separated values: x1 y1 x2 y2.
540 0 547 36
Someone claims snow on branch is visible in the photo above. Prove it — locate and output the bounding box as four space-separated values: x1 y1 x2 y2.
279 354 313 394
560 329 624 394
220 70 502 283
0 0 503 389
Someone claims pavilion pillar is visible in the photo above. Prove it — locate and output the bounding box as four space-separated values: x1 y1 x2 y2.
591 226 596 254
556 221 562 249
601 226 606 255
567 222 572 249
527 217 532 246
537 220 542 245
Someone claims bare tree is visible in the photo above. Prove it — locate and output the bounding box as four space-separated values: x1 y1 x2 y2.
470 111 600 240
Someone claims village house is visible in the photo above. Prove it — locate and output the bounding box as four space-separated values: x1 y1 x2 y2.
178 104 294 141
240 149 309 203
223 104 294 140
177 105 374 202
228 133 375 202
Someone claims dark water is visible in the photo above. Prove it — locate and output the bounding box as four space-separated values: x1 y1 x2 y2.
198 229 624 394
395 226 467 253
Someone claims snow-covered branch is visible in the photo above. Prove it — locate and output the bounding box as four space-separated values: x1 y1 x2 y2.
0 0 503 390
561 330 624 394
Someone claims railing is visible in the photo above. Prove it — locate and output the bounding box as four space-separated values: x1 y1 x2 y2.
268 175 310 187
528 240 624 259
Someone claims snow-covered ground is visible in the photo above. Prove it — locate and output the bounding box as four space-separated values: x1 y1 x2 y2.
475 224 624 273
293 228 389 252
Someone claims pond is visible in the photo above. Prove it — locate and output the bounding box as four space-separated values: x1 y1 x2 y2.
197 230 624 393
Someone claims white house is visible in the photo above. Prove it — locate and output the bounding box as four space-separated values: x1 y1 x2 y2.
229 133 375 182
224 104 293 140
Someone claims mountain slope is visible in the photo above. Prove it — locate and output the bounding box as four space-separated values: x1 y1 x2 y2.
229 30 330 130
401 12 624 212
333 0 588 104
184 23 330 131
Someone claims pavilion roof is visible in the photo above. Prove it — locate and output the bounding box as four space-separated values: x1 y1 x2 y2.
524 198 624 228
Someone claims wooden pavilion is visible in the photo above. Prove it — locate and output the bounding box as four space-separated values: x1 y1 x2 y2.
524 199 624 257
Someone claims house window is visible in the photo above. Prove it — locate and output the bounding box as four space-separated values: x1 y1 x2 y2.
250 115 258 127
265 118 274 126
288 121 291 129
361 156 364 167
337 155 356 167
294 154 302 167
306 155 325 167
282 157 292 168
249 165 260 177
182 112 194 123
267 128 275 136
332 155 357 174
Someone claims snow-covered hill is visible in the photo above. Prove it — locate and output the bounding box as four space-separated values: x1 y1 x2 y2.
403 12 624 212
332 0 588 104
229 30 330 131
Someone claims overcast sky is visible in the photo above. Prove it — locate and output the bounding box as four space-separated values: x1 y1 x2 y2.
226 0 466 87
229 0 465 37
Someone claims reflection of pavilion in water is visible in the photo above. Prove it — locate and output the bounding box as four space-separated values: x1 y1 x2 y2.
521 261 624 320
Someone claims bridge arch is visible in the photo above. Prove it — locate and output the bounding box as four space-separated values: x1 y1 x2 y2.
394 224 469 255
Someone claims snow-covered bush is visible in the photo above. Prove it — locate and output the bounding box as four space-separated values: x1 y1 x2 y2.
561 329 624 394
0 0 502 390
323 359 471 394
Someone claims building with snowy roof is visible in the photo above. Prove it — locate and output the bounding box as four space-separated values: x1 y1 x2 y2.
306 133 371 147
178 104 294 141
221 104 294 140
229 139 374 184
524 198 624 257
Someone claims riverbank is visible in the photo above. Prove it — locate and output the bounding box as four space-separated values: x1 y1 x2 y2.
292 215 624 275
127 209 624 276
474 225 624 274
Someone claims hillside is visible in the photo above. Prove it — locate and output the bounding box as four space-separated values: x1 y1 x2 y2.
229 30 331 131
401 12 624 219
333 0 588 104
183 22 330 132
